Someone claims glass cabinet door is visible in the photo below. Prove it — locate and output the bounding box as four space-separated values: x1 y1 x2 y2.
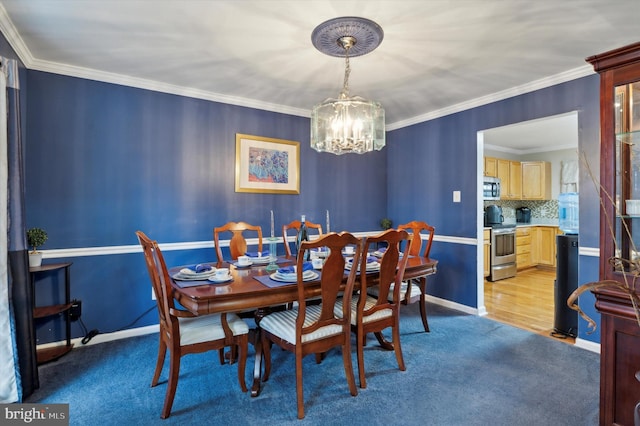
616 82 640 271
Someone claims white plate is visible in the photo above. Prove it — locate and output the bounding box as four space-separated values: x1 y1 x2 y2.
208 274 233 283
270 270 319 283
233 261 253 268
345 258 380 271
172 271 217 281
249 256 271 264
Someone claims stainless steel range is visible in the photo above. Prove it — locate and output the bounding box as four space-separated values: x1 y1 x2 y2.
488 224 517 281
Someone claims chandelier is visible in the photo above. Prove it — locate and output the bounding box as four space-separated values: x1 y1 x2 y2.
310 17 385 155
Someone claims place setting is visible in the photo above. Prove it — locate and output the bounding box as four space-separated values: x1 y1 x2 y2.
207 267 233 284
232 255 253 269
244 250 271 265
345 256 380 272
172 263 217 281
270 262 319 283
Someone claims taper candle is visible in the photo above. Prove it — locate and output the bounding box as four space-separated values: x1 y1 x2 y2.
326 210 330 233
270 210 274 238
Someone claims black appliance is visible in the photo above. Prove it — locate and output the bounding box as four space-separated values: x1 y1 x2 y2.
483 177 501 200
516 207 531 223
553 234 578 338
484 204 503 226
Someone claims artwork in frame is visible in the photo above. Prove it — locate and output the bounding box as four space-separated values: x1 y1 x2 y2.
235 134 300 194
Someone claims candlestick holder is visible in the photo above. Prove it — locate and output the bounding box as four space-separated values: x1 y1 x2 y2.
266 237 279 272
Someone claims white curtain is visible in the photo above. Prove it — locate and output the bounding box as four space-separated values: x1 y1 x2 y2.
0 57 19 403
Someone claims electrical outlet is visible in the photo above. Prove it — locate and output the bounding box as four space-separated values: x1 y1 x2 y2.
69 299 82 322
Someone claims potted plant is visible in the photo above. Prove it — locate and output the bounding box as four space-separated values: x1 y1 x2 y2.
27 227 47 267
380 218 392 230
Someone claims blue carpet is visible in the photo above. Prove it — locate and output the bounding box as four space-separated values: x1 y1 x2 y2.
26 303 599 425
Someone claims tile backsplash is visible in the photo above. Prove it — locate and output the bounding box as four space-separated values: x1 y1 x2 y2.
483 199 558 220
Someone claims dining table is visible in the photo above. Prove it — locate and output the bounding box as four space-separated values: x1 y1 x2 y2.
170 253 438 397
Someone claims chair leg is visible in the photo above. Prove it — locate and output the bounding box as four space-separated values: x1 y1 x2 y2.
261 332 272 381
295 352 305 419
152 335 167 387
236 336 248 393
392 322 406 372
341 341 358 397
218 348 225 365
356 329 367 389
160 348 181 419
419 278 430 332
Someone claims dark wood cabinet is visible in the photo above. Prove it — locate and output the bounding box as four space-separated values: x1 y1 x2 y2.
30 262 73 364
587 42 640 426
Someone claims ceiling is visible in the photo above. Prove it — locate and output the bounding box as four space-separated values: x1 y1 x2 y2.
0 0 638 135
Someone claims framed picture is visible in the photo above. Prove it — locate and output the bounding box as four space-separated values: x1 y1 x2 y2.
235 134 300 194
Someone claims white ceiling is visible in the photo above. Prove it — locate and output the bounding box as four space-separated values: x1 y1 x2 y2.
483 112 579 154
0 0 638 139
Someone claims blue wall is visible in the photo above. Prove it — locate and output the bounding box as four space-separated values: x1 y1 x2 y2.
386 76 602 341
24 71 389 342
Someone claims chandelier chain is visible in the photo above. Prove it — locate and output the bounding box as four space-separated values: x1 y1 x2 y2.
342 48 351 96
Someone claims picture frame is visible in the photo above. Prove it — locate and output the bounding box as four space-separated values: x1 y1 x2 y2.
235 133 300 194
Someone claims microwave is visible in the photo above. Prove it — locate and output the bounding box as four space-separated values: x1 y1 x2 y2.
483 177 501 200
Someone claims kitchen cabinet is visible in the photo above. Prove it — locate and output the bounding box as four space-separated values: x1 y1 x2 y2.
483 229 491 277
521 161 552 200
587 41 640 426
497 159 522 200
535 226 558 267
515 227 532 270
484 156 498 177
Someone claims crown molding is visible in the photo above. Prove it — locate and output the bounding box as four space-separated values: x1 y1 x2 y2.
386 65 595 131
0 3 34 66
484 143 578 156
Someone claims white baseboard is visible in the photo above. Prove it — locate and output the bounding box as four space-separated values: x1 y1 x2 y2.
574 337 601 354
37 324 159 351
426 295 479 315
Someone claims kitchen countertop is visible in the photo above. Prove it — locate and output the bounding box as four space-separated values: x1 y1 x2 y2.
484 220 559 229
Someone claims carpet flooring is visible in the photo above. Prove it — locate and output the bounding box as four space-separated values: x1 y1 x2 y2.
26 303 600 425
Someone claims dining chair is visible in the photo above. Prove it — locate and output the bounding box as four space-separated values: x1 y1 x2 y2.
396 220 436 332
368 221 435 332
282 219 323 258
336 229 411 389
259 232 362 419
136 231 249 419
214 221 263 267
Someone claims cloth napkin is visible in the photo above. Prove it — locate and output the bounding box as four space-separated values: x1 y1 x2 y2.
180 263 213 275
277 262 313 274
245 250 269 257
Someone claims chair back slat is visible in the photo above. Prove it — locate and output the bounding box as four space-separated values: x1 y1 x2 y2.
136 231 177 334
296 232 361 338
282 219 323 258
360 229 411 313
398 220 435 258
214 221 263 264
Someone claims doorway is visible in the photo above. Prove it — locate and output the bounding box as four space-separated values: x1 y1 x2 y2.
477 112 579 342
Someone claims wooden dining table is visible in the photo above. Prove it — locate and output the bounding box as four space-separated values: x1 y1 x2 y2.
170 254 438 396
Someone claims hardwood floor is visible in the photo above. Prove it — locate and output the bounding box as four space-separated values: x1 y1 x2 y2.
484 267 576 344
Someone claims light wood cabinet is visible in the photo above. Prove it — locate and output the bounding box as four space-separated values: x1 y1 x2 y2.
484 156 498 177
497 159 522 200
483 229 491 277
535 226 558 267
521 161 552 200
516 227 532 270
